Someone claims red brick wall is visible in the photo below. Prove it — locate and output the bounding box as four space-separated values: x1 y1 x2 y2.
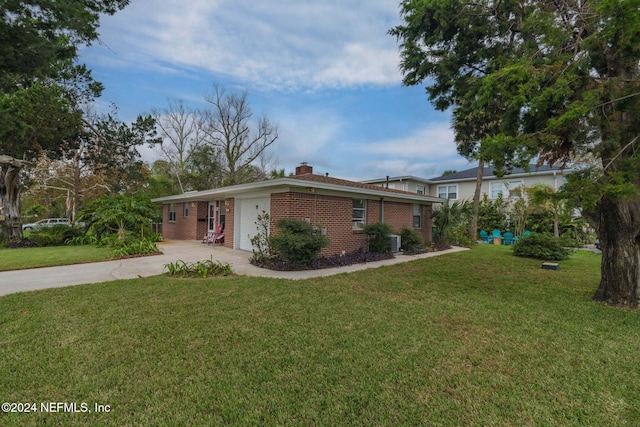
270 192 366 255
223 198 235 249
365 200 433 245
268 192 435 256
383 201 412 233
162 202 200 240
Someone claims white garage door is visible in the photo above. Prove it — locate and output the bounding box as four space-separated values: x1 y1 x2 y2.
238 197 271 251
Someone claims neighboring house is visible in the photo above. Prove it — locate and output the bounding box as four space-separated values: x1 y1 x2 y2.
362 165 572 201
360 176 433 195
152 164 443 255
428 165 571 201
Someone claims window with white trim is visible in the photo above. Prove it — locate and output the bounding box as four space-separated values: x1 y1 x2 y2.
489 179 523 199
490 180 524 199
183 202 189 217
507 180 524 198
437 185 458 199
168 203 176 222
352 199 366 230
416 184 425 195
490 182 503 199
413 204 421 228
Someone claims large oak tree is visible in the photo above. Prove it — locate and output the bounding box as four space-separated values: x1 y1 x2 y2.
0 0 131 239
391 0 640 306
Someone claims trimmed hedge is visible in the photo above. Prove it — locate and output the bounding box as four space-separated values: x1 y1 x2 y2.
270 219 330 266
513 233 572 261
364 222 394 254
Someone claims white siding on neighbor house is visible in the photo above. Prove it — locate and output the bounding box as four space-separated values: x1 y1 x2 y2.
375 179 429 194
442 173 564 201
236 197 270 251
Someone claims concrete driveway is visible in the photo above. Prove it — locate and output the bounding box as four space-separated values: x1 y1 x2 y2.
0 240 468 296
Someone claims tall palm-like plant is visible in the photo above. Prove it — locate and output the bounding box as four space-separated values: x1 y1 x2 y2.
527 184 564 238
78 195 158 241
432 200 472 245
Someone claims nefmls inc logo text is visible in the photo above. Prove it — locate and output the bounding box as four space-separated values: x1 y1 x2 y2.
41 402 90 413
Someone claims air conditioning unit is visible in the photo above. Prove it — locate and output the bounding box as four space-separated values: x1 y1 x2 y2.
389 234 401 253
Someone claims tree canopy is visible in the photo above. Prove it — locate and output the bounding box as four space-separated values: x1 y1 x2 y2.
0 0 132 239
0 0 129 92
391 0 640 306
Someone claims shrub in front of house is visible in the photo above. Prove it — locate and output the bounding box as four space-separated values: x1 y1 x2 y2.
30 224 84 247
513 232 572 261
364 222 394 254
250 211 273 264
400 226 424 253
269 219 330 266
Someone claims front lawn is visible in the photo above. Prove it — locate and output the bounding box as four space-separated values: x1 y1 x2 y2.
0 245 116 271
1 245 638 426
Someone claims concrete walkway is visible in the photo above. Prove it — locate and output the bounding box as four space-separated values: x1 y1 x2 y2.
0 240 468 296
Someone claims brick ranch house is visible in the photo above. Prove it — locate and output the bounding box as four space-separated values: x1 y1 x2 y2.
152 164 444 255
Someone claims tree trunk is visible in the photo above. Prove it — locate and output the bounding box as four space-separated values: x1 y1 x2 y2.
590 197 640 307
469 159 484 241
0 156 27 240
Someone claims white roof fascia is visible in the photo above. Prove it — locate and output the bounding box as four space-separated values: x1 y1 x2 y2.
152 178 444 204
361 175 433 184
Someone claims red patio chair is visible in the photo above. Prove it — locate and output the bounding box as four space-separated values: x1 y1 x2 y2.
209 224 224 245
202 231 215 244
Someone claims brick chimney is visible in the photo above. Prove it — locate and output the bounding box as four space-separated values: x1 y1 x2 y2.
295 162 313 175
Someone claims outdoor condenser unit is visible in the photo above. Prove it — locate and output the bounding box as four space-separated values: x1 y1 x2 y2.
389 234 401 253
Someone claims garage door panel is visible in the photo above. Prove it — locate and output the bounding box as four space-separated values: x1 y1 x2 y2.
238 198 270 251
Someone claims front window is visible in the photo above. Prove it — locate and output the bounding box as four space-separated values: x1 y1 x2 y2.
490 182 503 199
352 199 366 230
507 180 523 198
437 185 458 199
416 184 425 195
413 204 421 228
491 180 523 199
168 204 176 222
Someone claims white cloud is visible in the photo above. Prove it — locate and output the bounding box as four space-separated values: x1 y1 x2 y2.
272 108 345 173
93 0 404 91
342 123 473 179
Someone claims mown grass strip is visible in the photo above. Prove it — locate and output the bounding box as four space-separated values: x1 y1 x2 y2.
0 246 116 271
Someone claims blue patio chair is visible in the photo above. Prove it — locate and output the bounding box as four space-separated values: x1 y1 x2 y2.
503 231 514 245
491 229 502 245
479 230 491 244
523 230 532 237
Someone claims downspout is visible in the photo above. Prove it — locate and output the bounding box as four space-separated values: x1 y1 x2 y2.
380 198 384 222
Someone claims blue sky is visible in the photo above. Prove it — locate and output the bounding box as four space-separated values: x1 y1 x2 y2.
79 0 475 181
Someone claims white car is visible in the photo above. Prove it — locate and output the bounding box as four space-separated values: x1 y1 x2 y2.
22 218 71 230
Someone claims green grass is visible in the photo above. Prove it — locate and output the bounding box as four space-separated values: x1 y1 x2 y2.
0 246 116 271
1 245 638 426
